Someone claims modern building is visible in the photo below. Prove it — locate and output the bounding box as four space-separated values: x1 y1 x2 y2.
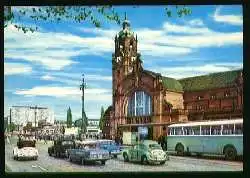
88 119 99 127
102 16 243 141
10 106 55 127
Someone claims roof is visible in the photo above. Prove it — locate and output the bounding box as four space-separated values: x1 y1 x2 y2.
168 118 243 128
161 76 184 92
104 105 113 116
143 70 183 92
143 70 159 78
179 69 242 92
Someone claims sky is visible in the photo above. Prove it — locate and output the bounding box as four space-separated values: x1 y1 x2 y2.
4 5 243 121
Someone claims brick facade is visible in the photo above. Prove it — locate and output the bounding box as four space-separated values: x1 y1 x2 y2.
102 17 243 141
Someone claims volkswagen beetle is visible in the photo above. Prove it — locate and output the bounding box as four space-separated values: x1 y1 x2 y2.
122 140 169 165
13 136 38 161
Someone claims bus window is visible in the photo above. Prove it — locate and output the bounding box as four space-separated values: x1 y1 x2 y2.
222 124 234 135
234 124 243 135
175 127 183 135
183 127 192 135
168 128 171 135
191 126 200 135
211 125 221 135
201 126 210 135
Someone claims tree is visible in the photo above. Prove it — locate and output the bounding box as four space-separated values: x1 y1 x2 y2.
74 118 83 128
99 106 105 130
4 6 191 33
66 107 72 128
8 123 16 132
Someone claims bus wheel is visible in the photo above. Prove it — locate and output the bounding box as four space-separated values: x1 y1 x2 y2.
176 143 184 156
224 146 237 161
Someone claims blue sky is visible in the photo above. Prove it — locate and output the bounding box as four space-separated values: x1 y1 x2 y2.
4 5 243 121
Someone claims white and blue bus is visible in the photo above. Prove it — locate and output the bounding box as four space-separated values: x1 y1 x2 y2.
167 118 243 160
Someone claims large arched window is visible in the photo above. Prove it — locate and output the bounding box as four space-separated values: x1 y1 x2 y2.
127 91 152 116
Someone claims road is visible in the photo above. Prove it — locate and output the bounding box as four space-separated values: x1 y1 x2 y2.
5 136 243 172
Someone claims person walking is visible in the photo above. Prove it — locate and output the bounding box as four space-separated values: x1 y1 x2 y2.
6 133 10 144
44 135 47 144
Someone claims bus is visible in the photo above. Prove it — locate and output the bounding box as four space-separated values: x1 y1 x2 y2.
167 118 243 160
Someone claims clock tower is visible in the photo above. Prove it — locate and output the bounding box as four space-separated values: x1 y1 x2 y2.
112 14 143 101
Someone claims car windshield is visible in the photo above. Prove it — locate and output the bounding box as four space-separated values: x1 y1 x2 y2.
148 144 162 149
84 144 96 149
62 141 74 145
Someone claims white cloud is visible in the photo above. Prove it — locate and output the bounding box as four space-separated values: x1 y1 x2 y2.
150 62 243 79
41 75 55 80
4 62 32 75
186 19 204 27
212 6 243 26
14 86 112 102
163 22 212 34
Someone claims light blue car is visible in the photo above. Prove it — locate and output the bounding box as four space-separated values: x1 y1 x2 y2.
67 140 110 165
96 139 122 158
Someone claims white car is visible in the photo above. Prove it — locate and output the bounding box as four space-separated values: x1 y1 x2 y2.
13 139 39 161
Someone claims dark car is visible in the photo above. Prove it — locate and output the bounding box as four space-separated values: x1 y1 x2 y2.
48 139 75 158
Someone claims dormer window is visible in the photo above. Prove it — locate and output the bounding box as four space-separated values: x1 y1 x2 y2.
210 94 216 99
225 92 230 97
197 96 203 100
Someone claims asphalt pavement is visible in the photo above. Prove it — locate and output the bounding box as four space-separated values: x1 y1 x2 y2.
5 136 243 172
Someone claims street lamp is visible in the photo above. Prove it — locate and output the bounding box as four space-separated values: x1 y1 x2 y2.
80 74 88 135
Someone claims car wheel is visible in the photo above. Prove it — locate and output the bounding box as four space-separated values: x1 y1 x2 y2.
176 143 184 156
34 156 38 160
123 153 129 162
225 146 237 161
114 155 118 159
160 161 166 165
101 160 106 165
141 156 148 165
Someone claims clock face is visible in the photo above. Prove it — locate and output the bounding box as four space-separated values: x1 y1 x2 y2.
116 57 121 63
128 66 133 73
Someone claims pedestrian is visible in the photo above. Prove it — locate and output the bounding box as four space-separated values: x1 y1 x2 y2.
120 137 123 145
6 134 10 144
44 135 47 144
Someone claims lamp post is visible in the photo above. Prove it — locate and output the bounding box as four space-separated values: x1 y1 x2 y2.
80 74 87 135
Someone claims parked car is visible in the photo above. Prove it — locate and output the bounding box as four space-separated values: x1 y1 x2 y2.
96 139 122 158
48 138 75 158
122 140 169 165
67 140 110 165
13 137 38 161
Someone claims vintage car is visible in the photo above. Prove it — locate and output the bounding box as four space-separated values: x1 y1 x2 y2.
13 137 38 161
48 138 75 158
122 140 169 165
96 139 121 158
67 140 110 165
